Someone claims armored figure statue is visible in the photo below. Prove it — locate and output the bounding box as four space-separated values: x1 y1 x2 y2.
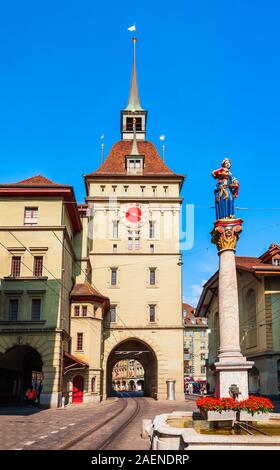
212 158 240 220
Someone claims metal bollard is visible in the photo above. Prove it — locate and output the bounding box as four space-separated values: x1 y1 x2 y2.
166 379 176 400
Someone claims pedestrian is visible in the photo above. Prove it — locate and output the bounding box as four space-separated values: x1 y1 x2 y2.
35 381 43 406
25 385 37 406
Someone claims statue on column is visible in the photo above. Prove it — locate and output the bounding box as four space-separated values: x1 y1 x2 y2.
212 158 240 220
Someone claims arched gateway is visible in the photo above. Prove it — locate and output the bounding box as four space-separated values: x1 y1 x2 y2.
106 338 158 397
0 345 43 404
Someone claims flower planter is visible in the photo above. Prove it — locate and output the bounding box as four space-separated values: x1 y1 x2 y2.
200 410 236 421
238 411 269 422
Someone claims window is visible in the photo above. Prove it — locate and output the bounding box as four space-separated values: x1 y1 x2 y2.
128 159 142 169
113 244 117 253
94 306 98 317
110 306 116 323
163 186 168 195
135 239 140 250
33 256 43 277
149 305 156 322
91 377 96 393
24 207 38 225
201 365 206 374
76 333 83 351
150 268 156 285
126 117 142 131
150 244 155 253
246 289 257 348
128 238 133 250
140 186 145 195
112 221 118 238
82 306 87 317
111 269 117 286
152 186 157 197
11 256 21 277
31 299 41 320
149 221 155 239
74 306 80 317
200 342 206 349
272 258 280 266
199 331 205 337
9 299 19 321
201 353 206 361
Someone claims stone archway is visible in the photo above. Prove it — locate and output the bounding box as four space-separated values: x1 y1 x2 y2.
106 338 158 398
0 345 43 404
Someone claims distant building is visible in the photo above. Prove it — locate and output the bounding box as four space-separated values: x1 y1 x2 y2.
183 303 208 386
196 244 280 398
112 359 144 392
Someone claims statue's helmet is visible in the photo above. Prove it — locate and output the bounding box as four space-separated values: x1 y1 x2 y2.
222 158 231 169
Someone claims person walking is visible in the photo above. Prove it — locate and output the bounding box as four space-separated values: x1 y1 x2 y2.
35 381 43 406
25 385 37 406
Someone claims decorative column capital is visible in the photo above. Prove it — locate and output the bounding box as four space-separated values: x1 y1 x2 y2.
211 218 243 253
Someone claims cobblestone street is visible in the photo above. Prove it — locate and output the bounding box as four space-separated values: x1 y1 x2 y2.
0 398 198 451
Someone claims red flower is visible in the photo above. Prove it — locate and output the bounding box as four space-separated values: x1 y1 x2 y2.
196 395 274 414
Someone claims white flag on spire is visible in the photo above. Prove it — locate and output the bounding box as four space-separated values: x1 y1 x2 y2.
127 24 136 32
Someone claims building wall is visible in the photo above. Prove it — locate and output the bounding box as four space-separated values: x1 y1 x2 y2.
87 177 184 400
207 271 280 397
0 196 76 407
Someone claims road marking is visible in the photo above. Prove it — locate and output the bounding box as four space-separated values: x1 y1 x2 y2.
60 426 66 430
51 430 58 434
39 435 48 439
23 441 36 446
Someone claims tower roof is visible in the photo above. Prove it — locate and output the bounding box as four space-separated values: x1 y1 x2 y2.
85 140 185 178
125 37 143 111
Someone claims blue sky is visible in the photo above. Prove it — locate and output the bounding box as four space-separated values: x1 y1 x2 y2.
1 1 280 305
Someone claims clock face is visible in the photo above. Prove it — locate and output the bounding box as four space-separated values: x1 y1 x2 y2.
125 207 142 223
120 204 147 228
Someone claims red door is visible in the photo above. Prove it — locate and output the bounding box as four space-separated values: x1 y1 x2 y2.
72 375 84 403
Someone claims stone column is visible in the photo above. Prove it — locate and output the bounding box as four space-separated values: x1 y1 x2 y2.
211 218 253 399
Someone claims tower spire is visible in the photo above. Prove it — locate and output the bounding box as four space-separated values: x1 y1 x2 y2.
126 37 143 111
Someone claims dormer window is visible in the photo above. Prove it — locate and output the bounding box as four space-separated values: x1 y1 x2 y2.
272 257 280 266
126 156 144 175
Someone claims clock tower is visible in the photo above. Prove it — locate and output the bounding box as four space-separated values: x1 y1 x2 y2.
84 38 185 400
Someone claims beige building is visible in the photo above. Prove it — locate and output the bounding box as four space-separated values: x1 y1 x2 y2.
0 38 186 406
196 244 280 398
0 177 83 407
183 303 208 386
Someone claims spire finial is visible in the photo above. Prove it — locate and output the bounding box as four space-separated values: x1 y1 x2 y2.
126 36 143 111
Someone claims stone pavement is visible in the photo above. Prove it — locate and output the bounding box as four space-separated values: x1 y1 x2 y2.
0 398 197 451
0 398 118 450
106 398 198 450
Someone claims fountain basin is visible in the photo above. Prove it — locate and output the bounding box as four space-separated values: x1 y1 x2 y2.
147 411 280 450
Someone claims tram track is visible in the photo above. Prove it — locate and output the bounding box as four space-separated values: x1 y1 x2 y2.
98 397 141 450
59 398 141 450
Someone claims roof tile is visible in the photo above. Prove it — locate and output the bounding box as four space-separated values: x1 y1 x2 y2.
86 140 184 177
